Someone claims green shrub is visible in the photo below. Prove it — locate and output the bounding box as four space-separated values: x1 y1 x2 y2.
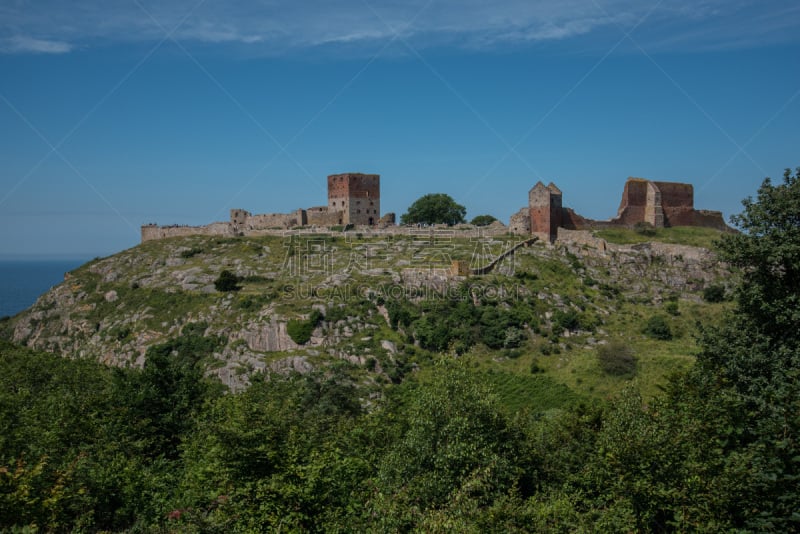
597 341 638 377
703 284 726 303
214 270 240 292
287 310 325 345
643 315 673 340
180 247 204 259
287 319 314 345
503 327 525 349
553 309 580 332
664 301 680 316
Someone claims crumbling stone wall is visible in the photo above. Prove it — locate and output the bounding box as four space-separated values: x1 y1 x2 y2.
653 181 694 226
561 207 591 230
614 178 699 228
306 206 342 226
614 178 651 226
141 222 234 243
379 212 396 227
243 211 304 230
690 209 730 231
509 207 531 235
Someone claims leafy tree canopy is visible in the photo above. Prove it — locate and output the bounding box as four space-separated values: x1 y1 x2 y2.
716 167 800 341
400 193 466 226
470 214 497 226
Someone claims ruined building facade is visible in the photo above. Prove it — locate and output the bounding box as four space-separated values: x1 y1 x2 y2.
516 177 729 242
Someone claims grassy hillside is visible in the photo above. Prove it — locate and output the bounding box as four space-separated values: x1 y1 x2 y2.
594 225 726 249
2 228 733 405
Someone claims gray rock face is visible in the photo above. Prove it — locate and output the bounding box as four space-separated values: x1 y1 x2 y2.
234 319 301 352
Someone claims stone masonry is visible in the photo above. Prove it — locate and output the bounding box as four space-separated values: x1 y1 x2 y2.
513 177 730 242
141 173 382 243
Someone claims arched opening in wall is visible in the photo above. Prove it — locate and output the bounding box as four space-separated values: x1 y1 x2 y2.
369 217 374 225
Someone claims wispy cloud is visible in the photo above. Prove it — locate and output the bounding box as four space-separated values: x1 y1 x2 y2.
1 36 73 54
0 0 797 55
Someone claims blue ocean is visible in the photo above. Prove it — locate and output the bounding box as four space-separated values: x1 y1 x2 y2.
0 260 88 318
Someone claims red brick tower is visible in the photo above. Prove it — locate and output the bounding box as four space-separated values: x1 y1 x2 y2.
529 181 562 243
327 173 380 225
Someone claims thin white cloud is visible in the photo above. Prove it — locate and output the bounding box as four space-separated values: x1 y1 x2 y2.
0 0 797 55
1 36 73 54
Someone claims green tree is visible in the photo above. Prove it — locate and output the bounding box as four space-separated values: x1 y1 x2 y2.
400 193 466 226
178 370 365 531
370 360 528 529
470 214 497 226
672 168 800 530
716 167 800 340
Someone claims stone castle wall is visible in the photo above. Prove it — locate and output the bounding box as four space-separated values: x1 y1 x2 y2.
142 172 383 243
614 178 696 228
614 178 650 226
306 206 342 226
141 222 234 243
509 207 531 235
561 207 590 230
240 210 305 230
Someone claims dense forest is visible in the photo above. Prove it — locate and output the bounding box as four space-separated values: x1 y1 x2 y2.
1 169 798 532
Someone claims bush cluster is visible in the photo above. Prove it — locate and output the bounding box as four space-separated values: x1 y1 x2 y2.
287 309 325 345
643 315 673 340
597 341 637 377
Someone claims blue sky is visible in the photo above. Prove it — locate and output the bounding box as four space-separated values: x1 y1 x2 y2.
0 0 798 258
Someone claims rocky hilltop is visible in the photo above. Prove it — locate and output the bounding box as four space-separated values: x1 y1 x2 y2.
2 228 732 395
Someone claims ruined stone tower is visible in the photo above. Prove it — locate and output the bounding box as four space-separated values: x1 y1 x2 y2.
615 178 696 228
529 181 562 243
327 173 380 226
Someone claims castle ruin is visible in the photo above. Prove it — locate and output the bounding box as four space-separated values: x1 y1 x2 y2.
142 173 388 243
512 177 730 242
141 171 731 245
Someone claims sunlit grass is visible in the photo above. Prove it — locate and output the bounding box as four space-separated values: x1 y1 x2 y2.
594 226 727 249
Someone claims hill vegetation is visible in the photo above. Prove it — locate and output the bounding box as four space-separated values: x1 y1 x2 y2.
2 168 797 531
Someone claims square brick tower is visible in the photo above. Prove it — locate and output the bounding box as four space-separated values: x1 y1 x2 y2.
529 181 562 243
327 173 380 225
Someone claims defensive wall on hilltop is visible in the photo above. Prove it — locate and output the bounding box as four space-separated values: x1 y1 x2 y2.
142 172 731 245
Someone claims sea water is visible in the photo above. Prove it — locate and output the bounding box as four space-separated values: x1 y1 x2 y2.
0 260 87 318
